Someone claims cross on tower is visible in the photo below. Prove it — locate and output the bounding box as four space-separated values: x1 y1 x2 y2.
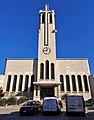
44 4 49 46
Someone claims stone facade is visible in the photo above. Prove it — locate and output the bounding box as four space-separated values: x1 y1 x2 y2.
89 75 94 99
0 5 92 100
2 58 91 100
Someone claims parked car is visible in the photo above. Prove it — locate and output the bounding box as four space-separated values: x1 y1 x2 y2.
19 101 42 115
66 95 85 116
42 97 62 115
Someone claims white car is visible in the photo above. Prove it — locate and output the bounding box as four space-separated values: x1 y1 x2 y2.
42 97 62 115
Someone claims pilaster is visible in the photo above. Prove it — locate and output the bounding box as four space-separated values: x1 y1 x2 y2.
15 75 19 93
22 75 25 93
28 75 31 92
9 75 14 92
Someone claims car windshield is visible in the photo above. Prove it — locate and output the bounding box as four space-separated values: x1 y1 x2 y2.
23 102 36 106
43 99 57 106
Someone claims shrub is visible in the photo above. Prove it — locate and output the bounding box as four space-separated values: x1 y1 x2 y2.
0 87 4 99
0 98 6 106
17 96 28 105
61 94 68 100
6 96 17 105
85 99 94 106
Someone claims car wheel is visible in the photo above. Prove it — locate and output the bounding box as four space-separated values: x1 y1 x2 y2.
34 110 37 115
42 112 46 115
20 112 23 116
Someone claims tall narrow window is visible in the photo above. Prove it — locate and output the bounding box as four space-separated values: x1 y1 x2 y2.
49 14 52 23
46 60 49 79
51 63 55 79
83 75 89 91
18 75 23 91
42 14 45 24
77 75 83 91
71 75 77 91
12 75 17 91
30 75 34 92
66 75 70 91
6 75 11 91
24 75 29 91
40 63 44 79
60 75 64 91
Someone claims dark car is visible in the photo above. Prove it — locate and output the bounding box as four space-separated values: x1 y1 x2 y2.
19 101 42 115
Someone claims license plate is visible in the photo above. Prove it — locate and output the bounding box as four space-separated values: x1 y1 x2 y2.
23 111 26 112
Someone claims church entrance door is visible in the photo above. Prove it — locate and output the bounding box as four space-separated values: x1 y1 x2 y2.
40 87 54 99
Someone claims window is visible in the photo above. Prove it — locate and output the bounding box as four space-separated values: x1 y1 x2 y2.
45 60 49 79
77 75 83 91
12 75 17 91
6 75 11 91
66 75 70 91
60 75 64 91
24 75 29 91
51 63 55 79
40 63 44 79
42 14 45 24
83 75 89 91
30 75 34 92
18 75 23 91
49 14 52 23
71 75 77 91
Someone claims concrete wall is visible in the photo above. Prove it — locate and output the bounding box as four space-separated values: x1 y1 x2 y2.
89 75 94 99
0 75 4 88
56 58 90 75
1 58 92 100
56 58 91 100
3 58 38 95
5 58 37 75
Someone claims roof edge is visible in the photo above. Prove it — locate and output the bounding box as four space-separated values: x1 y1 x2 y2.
6 58 38 60
56 58 88 60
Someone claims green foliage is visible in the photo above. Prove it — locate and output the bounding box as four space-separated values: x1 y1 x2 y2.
17 96 28 105
0 96 29 106
61 94 68 100
7 96 17 105
0 87 4 98
0 98 6 106
85 98 94 106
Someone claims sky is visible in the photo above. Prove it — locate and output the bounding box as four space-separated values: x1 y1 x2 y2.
0 0 94 74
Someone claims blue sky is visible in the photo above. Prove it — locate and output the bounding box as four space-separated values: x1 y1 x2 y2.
0 0 94 74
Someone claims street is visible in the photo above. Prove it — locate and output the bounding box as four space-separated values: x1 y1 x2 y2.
0 106 94 120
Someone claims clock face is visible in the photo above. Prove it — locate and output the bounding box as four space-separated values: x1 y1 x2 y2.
42 47 51 55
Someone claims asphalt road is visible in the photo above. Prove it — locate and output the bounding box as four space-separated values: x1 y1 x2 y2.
0 106 94 120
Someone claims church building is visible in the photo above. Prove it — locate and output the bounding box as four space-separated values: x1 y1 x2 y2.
0 5 92 100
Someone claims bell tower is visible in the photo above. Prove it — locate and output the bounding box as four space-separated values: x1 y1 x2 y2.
34 5 60 100
37 4 57 81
